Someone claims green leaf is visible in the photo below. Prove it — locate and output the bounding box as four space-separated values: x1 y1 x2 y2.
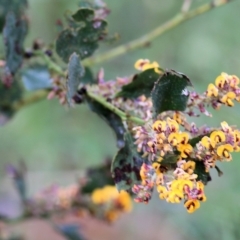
72 8 94 22
0 81 23 125
111 132 144 192
56 8 107 62
161 153 178 165
22 65 52 91
194 161 211 185
117 68 161 99
151 70 192 117
3 12 28 75
0 0 27 32
86 96 125 148
81 159 114 194
67 52 85 105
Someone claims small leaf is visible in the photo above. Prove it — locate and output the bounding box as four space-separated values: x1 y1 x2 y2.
67 52 85 105
72 8 94 22
56 8 107 62
117 69 161 99
3 12 28 75
194 161 211 185
111 132 144 192
86 96 125 148
81 159 114 194
151 70 192 117
189 134 210 147
0 81 23 125
22 65 52 91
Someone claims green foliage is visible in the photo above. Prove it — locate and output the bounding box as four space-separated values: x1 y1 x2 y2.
81 160 114 194
151 70 192 117
111 132 144 192
72 8 94 22
21 64 52 91
3 12 28 75
86 96 125 148
194 161 211 185
0 81 23 125
67 53 85 105
0 0 27 31
56 8 107 62
117 68 161 99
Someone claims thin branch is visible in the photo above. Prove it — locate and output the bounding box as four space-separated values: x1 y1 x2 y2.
34 50 65 77
83 0 234 66
86 91 145 125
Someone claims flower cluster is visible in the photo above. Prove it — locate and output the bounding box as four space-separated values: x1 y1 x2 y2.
186 72 240 117
27 183 132 222
132 74 240 213
195 121 240 172
91 185 132 222
133 118 207 212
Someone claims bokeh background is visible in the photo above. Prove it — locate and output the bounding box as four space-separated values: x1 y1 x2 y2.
1 0 240 239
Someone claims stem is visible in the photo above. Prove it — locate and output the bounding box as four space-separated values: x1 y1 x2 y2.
13 90 48 111
34 50 65 77
86 91 145 125
83 0 233 66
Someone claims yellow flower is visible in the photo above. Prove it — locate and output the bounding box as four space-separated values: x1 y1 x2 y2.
210 131 226 144
178 132 190 144
152 162 161 175
134 59 150 70
173 112 185 124
168 132 181 146
182 161 196 174
206 83 218 97
167 189 184 203
152 120 167 132
215 73 228 88
134 59 162 74
233 130 240 144
171 179 193 192
116 191 132 212
216 144 233 160
184 199 200 213
196 181 204 191
167 118 179 132
91 185 119 204
157 185 168 199
200 136 215 149
177 143 193 158
220 92 236 107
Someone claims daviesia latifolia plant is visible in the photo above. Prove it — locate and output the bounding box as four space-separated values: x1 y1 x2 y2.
0 0 238 238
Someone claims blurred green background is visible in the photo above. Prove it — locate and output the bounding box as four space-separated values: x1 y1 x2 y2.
1 0 240 239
